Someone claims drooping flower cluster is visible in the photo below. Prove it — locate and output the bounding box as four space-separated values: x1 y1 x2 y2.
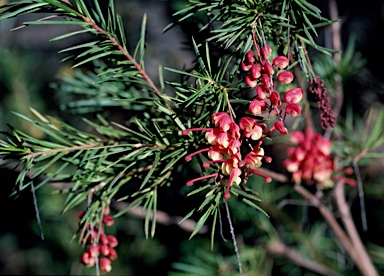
182 112 273 199
78 207 118 273
308 76 336 129
283 127 335 187
242 45 304 130
182 43 305 199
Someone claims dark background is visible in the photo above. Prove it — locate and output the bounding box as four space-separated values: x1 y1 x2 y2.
1 0 384 275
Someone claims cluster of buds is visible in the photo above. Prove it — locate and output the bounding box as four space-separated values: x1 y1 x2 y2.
182 112 273 199
78 207 118 273
242 45 304 130
283 127 356 188
308 76 336 129
181 43 305 199
283 127 334 187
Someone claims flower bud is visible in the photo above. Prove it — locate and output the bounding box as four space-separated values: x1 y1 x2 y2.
246 50 255 63
284 88 303 104
261 74 270 88
261 44 272 60
245 74 257 88
263 62 274 76
277 71 294 84
248 98 266 115
273 56 289 69
270 91 282 106
256 85 267 99
103 215 114 226
285 103 302 117
100 257 112 272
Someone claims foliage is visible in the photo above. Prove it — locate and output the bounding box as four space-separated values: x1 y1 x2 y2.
0 0 384 275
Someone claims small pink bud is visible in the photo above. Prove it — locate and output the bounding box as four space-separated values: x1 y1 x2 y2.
273 56 289 69
245 74 257 88
270 91 282 106
108 247 118 260
100 233 109 245
277 71 294 84
100 244 110 256
248 98 266 115
261 74 270 88
100 257 112 272
263 62 274 76
273 121 288 135
256 85 267 99
285 103 302 117
284 88 303 104
241 61 253 71
107 235 118 248
102 215 114 226
251 64 261 79
261 45 272 60
246 50 255 63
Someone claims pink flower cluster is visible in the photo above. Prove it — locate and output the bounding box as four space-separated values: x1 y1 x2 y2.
78 207 118 273
283 127 335 187
182 112 273 199
242 45 304 130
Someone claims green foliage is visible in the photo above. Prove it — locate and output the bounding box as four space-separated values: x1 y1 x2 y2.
1 0 383 275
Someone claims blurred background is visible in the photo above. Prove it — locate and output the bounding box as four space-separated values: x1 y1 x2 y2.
1 0 384 275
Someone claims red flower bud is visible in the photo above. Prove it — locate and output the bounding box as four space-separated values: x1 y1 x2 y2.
270 91 282 106
284 88 303 104
107 235 118 248
261 44 272 60
277 71 294 84
273 56 289 69
272 121 288 135
246 50 255 63
251 64 261 79
100 257 112 272
285 103 302 117
245 74 257 88
108 247 118 260
102 215 114 226
256 85 267 99
261 74 270 88
263 62 274 76
248 98 266 115
100 244 110 256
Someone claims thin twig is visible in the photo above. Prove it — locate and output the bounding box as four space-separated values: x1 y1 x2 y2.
334 182 378 276
267 240 341 276
30 179 44 240
353 161 367 231
224 200 242 275
218 206 228 242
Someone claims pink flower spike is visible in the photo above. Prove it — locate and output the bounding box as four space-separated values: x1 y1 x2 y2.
284 88 303 104
285 103 302 117
270 91 282 106
186 173 218 186
184 147 210 161
248 98 267 115
277 71 294 84
273 56 289 69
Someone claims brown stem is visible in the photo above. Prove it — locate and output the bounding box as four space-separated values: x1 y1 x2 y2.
325 0 343 140
267 240 341 276
334 182 378 276
294 184 374 275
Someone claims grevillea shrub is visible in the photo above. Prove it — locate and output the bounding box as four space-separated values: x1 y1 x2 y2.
0 0 383 275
